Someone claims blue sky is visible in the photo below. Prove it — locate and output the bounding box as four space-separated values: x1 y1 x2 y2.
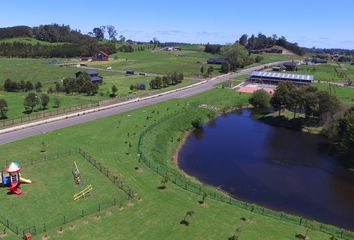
1 0 354 49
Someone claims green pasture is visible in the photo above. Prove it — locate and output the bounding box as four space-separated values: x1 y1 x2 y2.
0 88 338 240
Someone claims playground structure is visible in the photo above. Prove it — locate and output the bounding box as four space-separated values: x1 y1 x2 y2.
0 162 32 195
73 184 93 200
72 161 82 185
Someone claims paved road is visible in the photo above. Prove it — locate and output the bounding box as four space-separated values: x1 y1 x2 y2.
0 61 286 145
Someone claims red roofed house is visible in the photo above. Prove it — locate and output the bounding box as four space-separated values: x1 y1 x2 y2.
92 51 109 61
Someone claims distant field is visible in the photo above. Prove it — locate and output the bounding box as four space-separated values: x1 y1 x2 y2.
0 37 69 46
88 49 222 77
0 58 80 85
314 83 354 103
296 63 354 82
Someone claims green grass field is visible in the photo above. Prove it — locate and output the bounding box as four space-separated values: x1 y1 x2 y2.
88 49 222 77
314 83 354 103
0 88 339 240
295 63 354 82
0 153 125 229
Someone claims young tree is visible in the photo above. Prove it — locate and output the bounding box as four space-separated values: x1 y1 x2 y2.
23 92 39 113
0 99 8 119
207 66 214 76
40 93 50 110
54 97 61 108
180 210 195 226
249 89 271 110
200 66 204 75
35 82 42 92
159 176 169 190
111 84 118 97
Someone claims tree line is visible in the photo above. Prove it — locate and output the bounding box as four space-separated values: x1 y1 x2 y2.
205 33 305 57
149 72 184 89
249 82 354 167
0 40 117 58
3 79 42 92
239 33 305 56
0 24 118 58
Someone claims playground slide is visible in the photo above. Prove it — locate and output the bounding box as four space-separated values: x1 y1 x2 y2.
20 177 32 184
8 182 22 195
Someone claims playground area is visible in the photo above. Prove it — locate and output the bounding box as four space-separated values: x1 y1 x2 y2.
235 81 277 95
0 152 126 232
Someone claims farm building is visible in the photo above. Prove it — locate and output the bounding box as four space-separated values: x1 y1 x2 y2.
207 58 225 64
249 71 314 85
92 51 109 61
80 51 109 62
283 62 298 71
75 70 103 83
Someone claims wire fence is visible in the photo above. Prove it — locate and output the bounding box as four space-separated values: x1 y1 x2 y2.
22 197 130 236
0 149 138 237
137 111 354 240
0 102 99 129
78 148 138 199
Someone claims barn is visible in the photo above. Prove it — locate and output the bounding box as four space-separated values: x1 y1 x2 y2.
249 71 314 85
92 51 109 61
75 70 103 83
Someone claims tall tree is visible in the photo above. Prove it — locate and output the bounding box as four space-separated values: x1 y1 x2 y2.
24 92 39 113
106 25 117 41
332 108 354 166
93 27 104 40
239 34 248 46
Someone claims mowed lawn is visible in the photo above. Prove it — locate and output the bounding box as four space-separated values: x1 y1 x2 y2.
0 89 334 240
0 154 125 228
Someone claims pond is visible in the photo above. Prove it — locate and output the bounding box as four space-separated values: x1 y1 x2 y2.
178 110 354 230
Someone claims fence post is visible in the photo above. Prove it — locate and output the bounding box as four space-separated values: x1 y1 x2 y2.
299 217 303 225
81 209 85 218
63 216 66 225
16 226 18 235
6 219 9 228
98 204 101 212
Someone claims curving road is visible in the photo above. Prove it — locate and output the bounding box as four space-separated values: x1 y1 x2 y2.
0 61 287 145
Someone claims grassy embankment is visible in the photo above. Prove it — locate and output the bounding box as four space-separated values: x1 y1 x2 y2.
0 88 338 240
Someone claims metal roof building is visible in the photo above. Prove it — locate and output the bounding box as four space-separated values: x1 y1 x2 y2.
250 71 314 85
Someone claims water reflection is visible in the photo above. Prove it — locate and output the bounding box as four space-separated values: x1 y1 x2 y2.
178 110 354 230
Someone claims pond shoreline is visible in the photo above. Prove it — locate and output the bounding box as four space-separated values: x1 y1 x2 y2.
176 108 354 230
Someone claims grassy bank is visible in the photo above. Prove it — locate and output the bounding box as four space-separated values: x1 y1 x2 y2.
0 88 343 240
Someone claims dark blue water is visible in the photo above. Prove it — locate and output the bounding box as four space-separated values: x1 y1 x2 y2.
178 110 354 230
